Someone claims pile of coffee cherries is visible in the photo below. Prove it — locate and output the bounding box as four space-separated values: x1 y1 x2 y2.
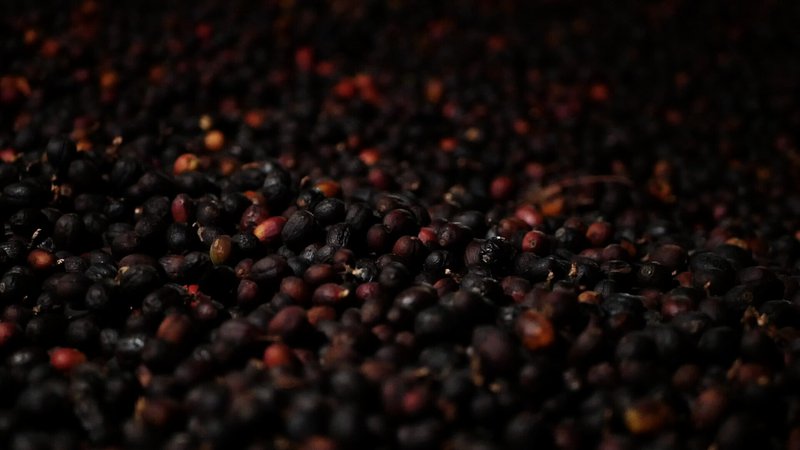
2 1 800 449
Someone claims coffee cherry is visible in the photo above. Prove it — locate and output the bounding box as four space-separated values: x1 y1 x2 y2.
50 347 86 372
515 310 555 351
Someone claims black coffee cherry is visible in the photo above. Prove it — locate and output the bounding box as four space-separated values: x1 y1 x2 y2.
282 210 319 250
